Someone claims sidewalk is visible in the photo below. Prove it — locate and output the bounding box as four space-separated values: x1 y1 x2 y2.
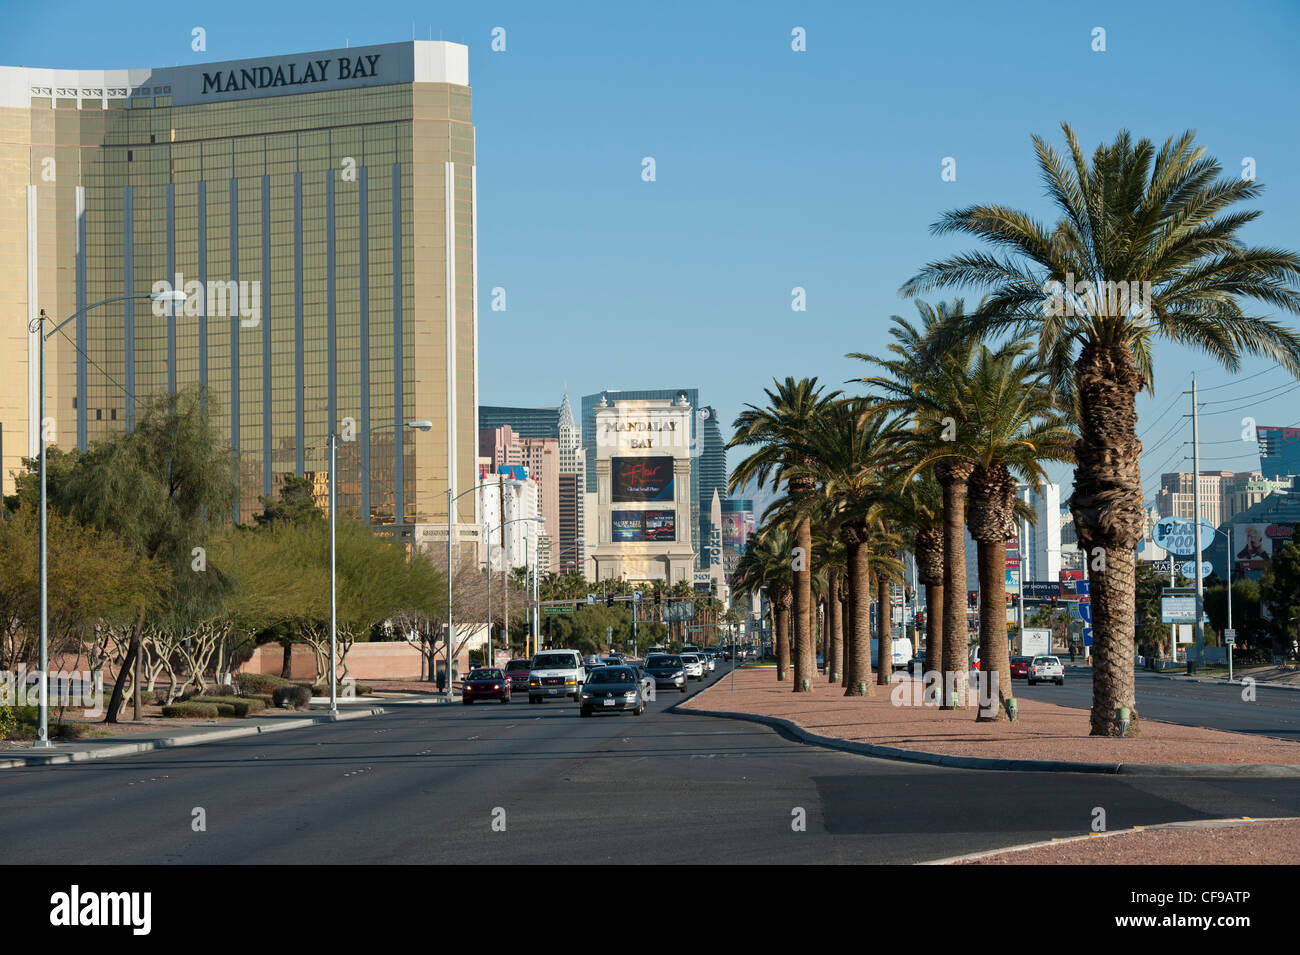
0 695 446 770
679 668 1300 775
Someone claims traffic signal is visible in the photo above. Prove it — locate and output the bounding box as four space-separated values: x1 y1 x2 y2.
606 593 615 607
574 601 582 613
967 590 977 609
654 589 662 606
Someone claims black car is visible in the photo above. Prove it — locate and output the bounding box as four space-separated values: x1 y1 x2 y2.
643 653 688 693
579 666 645 717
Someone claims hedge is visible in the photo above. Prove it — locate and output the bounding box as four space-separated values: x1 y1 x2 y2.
233 673 297 695
189 696 266 717
162 702 220 719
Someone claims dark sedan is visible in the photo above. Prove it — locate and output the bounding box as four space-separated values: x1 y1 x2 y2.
1010 656 1031 679
462 667 510 704
579 666 644 717
643 653 688 693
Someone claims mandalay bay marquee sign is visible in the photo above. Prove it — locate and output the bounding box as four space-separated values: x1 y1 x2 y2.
201 54 381 95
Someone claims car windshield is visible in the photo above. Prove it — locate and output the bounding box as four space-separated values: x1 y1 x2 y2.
468 669 501 681
506 660 530 671
647 655 681 667
533 654 576 669
588 668 634 684
681 654 698 661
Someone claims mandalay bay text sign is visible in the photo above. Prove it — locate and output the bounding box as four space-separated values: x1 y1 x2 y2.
202 54 381 95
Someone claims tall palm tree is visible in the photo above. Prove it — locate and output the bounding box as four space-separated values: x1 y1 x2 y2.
852 300 981 709
895 469 945 700
785 401 904 696
733 524 794 679
730 378 842 692
932 341 1075 719
902 124 1300 735
814 529 848 684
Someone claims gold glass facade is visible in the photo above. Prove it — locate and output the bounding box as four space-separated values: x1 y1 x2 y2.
0 42 477 528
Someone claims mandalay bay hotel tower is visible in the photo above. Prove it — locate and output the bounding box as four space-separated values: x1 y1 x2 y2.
0 41 480 542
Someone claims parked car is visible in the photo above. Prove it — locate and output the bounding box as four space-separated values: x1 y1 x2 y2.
504 659 533 693
643 653 688 693
1009 656 1031 680
528 650 587 703
1028 656 1065 686
680 653 705 680
579 666 645 717
462 667 510 704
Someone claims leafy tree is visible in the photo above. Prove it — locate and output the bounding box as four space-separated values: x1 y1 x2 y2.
255 474 324 527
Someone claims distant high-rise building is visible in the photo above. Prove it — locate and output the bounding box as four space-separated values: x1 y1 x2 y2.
479 424 523 472
478 405 559 440
1017 483 1062 583
1256 426 1300 481
582 388 725 569
1155 470 1234 527
556 392 585 573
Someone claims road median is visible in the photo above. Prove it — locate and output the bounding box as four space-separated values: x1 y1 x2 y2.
677 668 1300 776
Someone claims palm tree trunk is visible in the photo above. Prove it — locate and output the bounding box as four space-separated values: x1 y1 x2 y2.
828 573 842 683
938 466 973 708
774 596 790 681
876 573 892 685
975 539 1012 721
844 538 873 696
924 581 944 703
793 516 815 692
1071 341 1144 736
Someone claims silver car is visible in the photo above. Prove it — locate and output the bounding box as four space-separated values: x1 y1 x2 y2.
680 653 705 680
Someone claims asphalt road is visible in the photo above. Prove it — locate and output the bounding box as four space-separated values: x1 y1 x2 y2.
3 663 1298 864
1014 667 1300 740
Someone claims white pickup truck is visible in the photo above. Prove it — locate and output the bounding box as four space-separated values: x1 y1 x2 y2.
1027 655 1065 686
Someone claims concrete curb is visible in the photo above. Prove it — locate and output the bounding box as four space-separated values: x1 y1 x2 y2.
676 704 1300 777
920 815 1300 865
0 704 393 769
1141 672 1300 691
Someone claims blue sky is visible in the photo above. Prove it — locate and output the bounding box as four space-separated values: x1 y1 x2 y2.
7 0 1300 504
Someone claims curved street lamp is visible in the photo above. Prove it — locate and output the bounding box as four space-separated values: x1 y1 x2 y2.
30 290 186 746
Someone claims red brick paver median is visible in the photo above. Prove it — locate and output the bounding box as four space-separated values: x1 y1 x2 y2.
682 668 1299 766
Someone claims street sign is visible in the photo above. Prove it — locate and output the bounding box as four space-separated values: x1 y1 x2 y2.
1224 629 1236 645
1079 602 1092 625
1075 579 1090 597
543 604 574 615
1161 594 1198 624
1179 560 1212 579
586 593 596 605
1082 626 1093 647
633 591 642 603
1022 628 1051 656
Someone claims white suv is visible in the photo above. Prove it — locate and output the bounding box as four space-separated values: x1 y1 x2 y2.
528 650 587 702
1027 656 1065 687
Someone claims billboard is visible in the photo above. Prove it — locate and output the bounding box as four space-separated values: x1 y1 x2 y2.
1233 522 1292 578
612 457 674 502
645 510 676 541
612 511 645 542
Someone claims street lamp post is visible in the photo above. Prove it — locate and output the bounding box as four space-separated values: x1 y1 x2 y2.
31 291 184 746
326 418 432 716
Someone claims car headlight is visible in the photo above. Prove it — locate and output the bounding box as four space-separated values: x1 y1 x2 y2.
580 693 592 700
492 684 500 690
673 671 684 678
529 679 540 686
624 691 638 698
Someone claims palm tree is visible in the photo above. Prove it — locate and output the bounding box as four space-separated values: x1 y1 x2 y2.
785 400 904 696
733 524 795 678
895 470 945 700
852 301 981 708
730 378 842 692
935 341 1075 719
813 528 848 684
902 124 1300 735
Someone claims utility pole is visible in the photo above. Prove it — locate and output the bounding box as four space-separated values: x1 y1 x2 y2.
1189 376 1206 663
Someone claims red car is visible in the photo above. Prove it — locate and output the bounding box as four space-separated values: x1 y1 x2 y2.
1010 657 1031 679
504 659 532 693
462 667 510 704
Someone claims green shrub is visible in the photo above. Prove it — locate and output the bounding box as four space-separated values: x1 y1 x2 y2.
233 673 296 695
0 706 15 740
214 702 237 717
162 702 220 719
189 696 265 717
272 685 312 710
